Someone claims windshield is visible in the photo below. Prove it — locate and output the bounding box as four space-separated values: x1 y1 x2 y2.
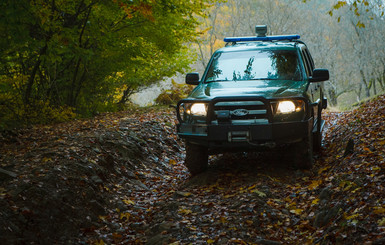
204 49 303 82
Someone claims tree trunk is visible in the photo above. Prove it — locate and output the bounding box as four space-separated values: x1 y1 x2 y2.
372 78 377 95
67 58 81 107
118 86 134 104
356 83 362 102
327 89 338 106
73 67 87 107
360 69 371 98
24 45 47 104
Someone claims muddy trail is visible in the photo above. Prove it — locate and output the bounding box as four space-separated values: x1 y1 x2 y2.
1 95 385 244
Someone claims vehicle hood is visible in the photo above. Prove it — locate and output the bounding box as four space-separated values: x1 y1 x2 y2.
188 80 308 99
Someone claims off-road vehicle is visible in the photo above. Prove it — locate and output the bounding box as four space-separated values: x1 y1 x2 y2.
176 26 329 175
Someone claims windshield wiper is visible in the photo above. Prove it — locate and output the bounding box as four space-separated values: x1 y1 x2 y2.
205 79 230 83
249 78 279 80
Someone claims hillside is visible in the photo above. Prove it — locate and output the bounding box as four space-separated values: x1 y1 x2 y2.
0 95 384 244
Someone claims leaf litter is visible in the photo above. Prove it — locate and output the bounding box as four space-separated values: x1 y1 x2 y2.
0 95 384 244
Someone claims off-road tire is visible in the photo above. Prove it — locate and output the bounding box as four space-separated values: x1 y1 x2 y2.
313 131 322 152
294 134 314 169
185 142 208 175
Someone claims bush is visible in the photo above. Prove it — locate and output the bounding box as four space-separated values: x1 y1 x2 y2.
0 96 76 130
155 80 193 105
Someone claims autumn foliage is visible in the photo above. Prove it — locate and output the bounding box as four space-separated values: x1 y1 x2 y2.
155 80 194 106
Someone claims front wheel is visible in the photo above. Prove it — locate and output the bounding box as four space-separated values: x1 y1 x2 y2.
184 142 208 175
313 131 322 153
294 134 314 169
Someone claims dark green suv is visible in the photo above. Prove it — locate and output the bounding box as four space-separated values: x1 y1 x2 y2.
176 26 329 175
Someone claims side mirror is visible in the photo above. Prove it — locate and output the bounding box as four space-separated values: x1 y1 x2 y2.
186 72 200 85
310 69 329 82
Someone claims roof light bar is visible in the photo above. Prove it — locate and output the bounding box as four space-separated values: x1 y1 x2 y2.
224 34 300 43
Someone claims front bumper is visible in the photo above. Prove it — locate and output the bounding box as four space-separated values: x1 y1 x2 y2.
177 118 312 152
177 96 313 153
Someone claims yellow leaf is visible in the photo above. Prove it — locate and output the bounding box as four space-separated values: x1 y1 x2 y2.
290 208 303 215
120 212 130 220
207 239 215 244
42 157 52 163
373 207 385 214
177 191 192 197
94 240 105 245
123 199 135 205
312 198 320 205
378 218 385 226
318 166 331 174
220 216 227 224
267 200 274 206
308 180 322 190
98 215 107 221
363 147 372 153
250 189 266 197
345 213 359 220
178 208 192 215
224 194 235 198
246 220 253 225
169 159 177 165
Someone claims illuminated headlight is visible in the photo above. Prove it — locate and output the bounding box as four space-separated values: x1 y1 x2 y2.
277 101 296 114
178 102 208 122
190 103 207 116
276 100 304 114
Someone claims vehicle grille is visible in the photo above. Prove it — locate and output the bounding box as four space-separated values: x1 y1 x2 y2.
212 100 269 124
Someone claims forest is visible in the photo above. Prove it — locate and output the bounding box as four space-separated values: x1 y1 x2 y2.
1 0 384 129
1 0 385 244
0 0 211 129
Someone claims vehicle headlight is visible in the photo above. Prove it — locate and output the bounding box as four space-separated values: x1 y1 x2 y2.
178 102 208 123
190 103 207 116
273 100 306 122
277 101 296 114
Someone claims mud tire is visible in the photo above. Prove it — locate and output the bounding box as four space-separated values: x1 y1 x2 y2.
294 134 314 170
185 142 208 175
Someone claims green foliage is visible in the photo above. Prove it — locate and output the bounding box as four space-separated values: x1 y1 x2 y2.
0 0 217 129
0 94 76 129
155 80 194 105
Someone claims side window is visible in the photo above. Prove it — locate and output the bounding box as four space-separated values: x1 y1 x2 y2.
304 48 315 71
301 48 313 77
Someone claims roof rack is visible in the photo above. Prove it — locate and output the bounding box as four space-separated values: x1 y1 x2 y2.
224 35 300 43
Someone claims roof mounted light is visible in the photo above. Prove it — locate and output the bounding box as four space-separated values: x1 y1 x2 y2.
224 34 301 43
255 25 267 37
